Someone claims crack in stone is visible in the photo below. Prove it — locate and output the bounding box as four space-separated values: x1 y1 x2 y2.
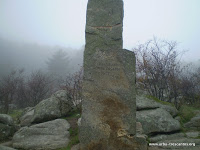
87 23 122 29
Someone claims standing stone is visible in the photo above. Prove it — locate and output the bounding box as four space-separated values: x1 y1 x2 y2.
79 0 141 149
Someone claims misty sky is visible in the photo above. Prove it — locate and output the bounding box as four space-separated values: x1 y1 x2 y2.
0 0 200 61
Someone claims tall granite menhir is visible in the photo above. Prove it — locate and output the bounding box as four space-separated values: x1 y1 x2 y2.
80 0 139 149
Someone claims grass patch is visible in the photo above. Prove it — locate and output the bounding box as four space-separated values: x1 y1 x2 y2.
194 136 200 139
59 110 80 150
62 110 81 120
69 128 78 137
66 135 79 150
57 126 79 150
146 95 174 107
8 109 23 123
178 105 198 124
66 125 79 149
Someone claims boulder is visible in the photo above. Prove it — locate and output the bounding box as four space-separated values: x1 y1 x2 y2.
31 90 73 124
136 95 178 117
136 95 160 110
52 90 74 115
31 97 61 123
186 131 200 138
0 123 16 141
184 116 200 130
20 107 34 126
136 108 181 135
0 114 14 126
0 114 16 141
158 104 178 117
13 119 70 150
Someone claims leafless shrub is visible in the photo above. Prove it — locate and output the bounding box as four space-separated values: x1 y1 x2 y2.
134 37 186 108
59 67 83 110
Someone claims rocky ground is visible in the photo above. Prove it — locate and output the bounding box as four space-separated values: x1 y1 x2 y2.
1 92 200 150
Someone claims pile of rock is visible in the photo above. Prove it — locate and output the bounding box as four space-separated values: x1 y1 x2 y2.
184 114 200 130
136 95 180 136
20 90 74 126
1 92 200 150
136 95 200 150
0 90 74 150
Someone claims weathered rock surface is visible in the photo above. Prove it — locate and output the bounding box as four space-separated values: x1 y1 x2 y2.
79 0 144 149
156 138 200 149
158 104 178 117
32 97 61 123
0 114 14 126
149 146 200 150
0 145 17 150
12 119 70 150
77 118 81 127
0 114 16 141
136 108 181 135
149 133 185 143
71 144 80 150
174 116 181 121
184 116 200 130
136 95 178 117
20 107 34 126
185 131 200 138
136 122 143 135
136 95 160 110
29 90 73 124
0 141 13 147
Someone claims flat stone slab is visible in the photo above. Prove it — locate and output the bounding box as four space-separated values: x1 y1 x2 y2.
157 138 200 148
149 133 185 143
0 145 17 150
186 131 200 138
13 119 70 150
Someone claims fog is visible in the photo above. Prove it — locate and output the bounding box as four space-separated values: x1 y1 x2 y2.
0 37 83 77
0 0 200 76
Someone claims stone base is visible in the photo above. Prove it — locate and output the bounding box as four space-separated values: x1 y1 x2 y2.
79 134 147 150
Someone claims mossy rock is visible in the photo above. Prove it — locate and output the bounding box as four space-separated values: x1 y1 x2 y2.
146 95 174 107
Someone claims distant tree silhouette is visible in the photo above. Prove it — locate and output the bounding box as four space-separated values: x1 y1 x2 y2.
16 70 53 108
0 69 24 113
46 49 70 78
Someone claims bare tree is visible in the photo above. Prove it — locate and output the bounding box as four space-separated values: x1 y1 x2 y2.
134 37 185 106
180 65 200 105
26 70 53 106
60 67 83 110
0 69 24 113
15 70 53 108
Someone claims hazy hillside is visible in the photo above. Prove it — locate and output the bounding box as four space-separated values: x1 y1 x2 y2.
0 37 84 76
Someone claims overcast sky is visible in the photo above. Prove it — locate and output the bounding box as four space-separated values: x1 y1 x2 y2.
0 0 200 61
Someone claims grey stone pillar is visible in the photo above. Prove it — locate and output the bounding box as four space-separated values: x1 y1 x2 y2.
79 0 142 149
